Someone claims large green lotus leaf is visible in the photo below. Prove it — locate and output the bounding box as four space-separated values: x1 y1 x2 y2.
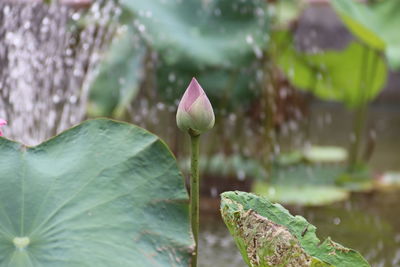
119 0 268 67
0 119 193 266
220 191 370 267
274 31 387 108
332 0 400 69
88 27 145 118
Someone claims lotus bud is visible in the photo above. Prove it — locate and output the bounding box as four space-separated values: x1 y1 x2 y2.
0 119 7 136
176 78 215 135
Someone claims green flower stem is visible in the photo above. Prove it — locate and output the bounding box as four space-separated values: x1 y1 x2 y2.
189 130 200 267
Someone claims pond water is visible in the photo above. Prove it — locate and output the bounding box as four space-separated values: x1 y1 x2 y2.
198 104 400 267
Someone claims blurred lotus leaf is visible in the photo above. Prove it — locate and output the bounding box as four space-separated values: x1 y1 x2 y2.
0 119 193 266
89 0 269 116
220 191 370 267
273 0 304 27
120 0 268 67
156 62 262 109
119 0 269 109
303 146 348 163
252 182 349 206
253 164 373 206
273 30 387 108
276 146 348 166
180 154 267 181
377 172 400 188
275 150 305 166
332 0 400 69
88 27 145 117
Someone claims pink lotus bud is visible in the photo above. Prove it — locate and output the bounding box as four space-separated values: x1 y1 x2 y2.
0 119 7 136
176 78 215 135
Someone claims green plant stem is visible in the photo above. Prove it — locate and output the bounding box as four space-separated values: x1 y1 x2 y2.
348 47 379 171
348 44 369 170
262 57 275 180
349 105 367 171
189 131 200 267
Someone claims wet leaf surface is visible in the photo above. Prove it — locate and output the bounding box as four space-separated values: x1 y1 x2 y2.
0 119 193 266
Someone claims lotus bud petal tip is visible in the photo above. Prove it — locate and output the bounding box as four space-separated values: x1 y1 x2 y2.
0 119 7 136
176 78 215 135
